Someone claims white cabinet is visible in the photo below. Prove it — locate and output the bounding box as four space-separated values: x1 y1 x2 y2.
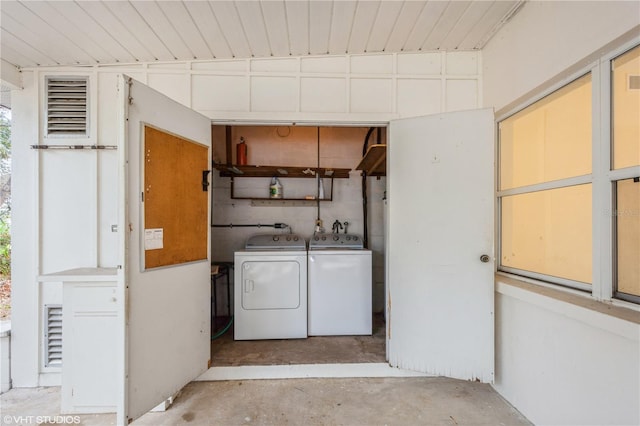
42 268 118 414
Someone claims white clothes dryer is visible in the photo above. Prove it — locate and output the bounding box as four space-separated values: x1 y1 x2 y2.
234 234 307 340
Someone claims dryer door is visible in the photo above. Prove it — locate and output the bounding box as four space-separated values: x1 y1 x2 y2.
241 260 301 310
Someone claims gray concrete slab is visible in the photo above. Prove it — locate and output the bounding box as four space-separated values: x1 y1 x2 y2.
1 377 530 425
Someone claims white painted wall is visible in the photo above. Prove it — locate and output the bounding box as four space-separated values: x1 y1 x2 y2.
483 1 640 111
11 51 481 387
484 3 640 425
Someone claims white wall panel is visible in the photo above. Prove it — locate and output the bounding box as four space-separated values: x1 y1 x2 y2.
397 79 441 117
496 281 640 426
446 52 479 75
147 73 189 106
446 79 478 112
301 56 346 73
300 77 346 113
397 53 441 75
251 58 298 73
350 78 393 113
97 73 120 267
192 75 248 112
351 54 393 74
40 152 96 274
192 60 247 72
251 76 297 112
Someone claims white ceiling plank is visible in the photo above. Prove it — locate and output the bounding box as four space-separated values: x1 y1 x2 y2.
19 1 113 64
422 1 472 50
124 1 191 61
260 1 290 57
1 1 93 65
209 1 252 58
285 0 309 56
235 1 272 57
1 29 58 66
75 1 154 62
458 1 518 50
1 40 42 68
384 1 427 53
156 1 213 60
439 1 493 50
309 1 333 55
348 0 381 54
156 1 211 59
403 1 448 51
183 1 233 59
366 0 404 53
328 1 357 55
47 1 136 64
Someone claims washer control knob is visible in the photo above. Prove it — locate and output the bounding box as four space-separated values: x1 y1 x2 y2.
314 236 319 241
353 236 358 241
346 236 351 240
272 236 280 241
294 236 299 241
333 235 339 241
321 236 327 241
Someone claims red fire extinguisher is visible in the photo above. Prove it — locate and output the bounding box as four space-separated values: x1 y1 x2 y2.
236 137 247 165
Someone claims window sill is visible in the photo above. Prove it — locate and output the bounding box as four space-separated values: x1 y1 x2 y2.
496 272 640 341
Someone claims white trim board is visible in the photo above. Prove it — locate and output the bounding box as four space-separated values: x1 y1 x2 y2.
196 363 432 381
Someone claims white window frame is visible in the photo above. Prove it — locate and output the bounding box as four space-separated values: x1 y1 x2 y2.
496 37 640 308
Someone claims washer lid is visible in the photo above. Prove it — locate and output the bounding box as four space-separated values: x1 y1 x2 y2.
245 233 307 250
309 233 364 249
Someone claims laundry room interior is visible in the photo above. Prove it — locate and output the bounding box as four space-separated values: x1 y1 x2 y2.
208 123 388 365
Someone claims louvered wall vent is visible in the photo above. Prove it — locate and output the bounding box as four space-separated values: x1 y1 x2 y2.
44 304 63 368
629 75 640 90
46 77 88 136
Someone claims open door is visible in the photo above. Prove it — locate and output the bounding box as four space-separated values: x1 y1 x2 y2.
116 76 211 424
387 108 494 382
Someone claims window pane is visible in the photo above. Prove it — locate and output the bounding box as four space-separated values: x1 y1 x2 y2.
612 45 640 169
616 178 640 297
499 75 592 190
501 185 592 284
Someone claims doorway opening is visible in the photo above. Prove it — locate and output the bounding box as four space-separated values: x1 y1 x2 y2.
208 123 387 368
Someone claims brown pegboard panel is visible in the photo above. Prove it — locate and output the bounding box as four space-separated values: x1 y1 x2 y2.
144 125 209 269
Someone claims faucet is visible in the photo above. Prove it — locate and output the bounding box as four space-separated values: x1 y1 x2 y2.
332 220 343 234
343 221 349 234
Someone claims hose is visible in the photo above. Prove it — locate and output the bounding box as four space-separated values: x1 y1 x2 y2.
211 316 234 340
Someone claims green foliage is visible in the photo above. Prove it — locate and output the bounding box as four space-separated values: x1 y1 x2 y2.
0 108 10 278
0 220 9 277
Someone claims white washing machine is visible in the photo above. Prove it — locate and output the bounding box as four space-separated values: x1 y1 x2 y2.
308 233 372 336
234 233 307 340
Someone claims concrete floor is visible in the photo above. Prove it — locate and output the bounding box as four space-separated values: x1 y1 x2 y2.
211 314 386 366
2 315 531 425
1 377 531 426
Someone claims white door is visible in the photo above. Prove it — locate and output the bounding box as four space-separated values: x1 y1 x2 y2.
116 76 212 424
387 108 494 382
